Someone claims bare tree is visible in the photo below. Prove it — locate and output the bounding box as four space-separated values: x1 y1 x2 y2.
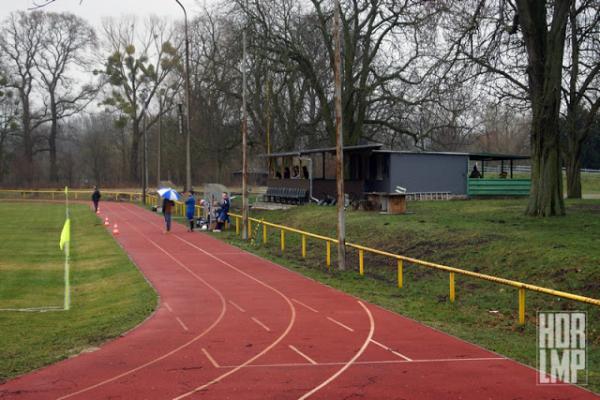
240 0 438 147
99 17 181 183
0 70 20 182
0 11 47 183
562 0 600 198
35 12 98 182
440 1 572 216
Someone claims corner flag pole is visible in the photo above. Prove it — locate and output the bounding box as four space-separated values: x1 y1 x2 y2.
61 186 71 310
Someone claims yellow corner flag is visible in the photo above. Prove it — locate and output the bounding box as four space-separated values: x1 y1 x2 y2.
59 218 71 251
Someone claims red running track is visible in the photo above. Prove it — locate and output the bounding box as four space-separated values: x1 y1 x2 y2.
0 202 596 399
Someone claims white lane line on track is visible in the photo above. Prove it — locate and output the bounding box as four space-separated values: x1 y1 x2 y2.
119 205 298 398
291 298 319 313
219 357 508 369
170 234 297 400
164 302 173 312
202 348 220 368
251 317 271 332
228 300 246 313
327 317 354 332
176 317 189 332
370 339 412 361
298 301 375 400
289 345 318 365
56 207 228 400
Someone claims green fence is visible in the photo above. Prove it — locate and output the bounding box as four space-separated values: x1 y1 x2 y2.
468 179 531 196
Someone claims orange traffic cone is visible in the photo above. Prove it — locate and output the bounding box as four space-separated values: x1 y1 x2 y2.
112 224 120 235
104 217 110 226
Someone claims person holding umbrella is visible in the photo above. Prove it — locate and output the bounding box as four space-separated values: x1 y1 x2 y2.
185 190 196 232
158 188 181 234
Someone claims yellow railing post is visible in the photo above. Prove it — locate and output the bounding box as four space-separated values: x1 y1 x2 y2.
263 224 267 244
248 219 252 238
52 192 55 200
326 241 331 268
301 235 306 258
235 216 240 235
519 287 526 325
449 272 455 302
280 229 285 251
359 249 364 276
397 259 403 288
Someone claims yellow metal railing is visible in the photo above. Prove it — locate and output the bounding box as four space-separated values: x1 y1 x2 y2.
224 212 600 325
2 189 599 325
0 189 144 202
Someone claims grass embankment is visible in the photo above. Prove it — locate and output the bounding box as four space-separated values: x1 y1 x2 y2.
217 199 599 391
0 202 156 382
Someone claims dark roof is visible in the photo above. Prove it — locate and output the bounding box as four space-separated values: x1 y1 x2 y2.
265 143 383 158
374 149 529 161
467 152 530 161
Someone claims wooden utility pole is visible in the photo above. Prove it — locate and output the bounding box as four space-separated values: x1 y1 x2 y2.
333 0 345 270
242 27 249 240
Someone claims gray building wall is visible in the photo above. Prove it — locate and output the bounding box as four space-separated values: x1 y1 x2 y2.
387 153 468 195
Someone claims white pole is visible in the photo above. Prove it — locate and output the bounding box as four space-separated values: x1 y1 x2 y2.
64 186 70 310
64 241 70 310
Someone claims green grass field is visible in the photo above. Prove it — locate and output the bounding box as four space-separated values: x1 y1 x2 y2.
218 198 600 392
0 202 156 382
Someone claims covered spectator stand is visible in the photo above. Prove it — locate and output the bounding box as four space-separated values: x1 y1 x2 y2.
467 153 531 196
264 144 383 204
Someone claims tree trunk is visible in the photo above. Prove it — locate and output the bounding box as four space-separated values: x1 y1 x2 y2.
526 115 564 216
49 95 58 182
565 146 581 199
130 123 140 184
517 0 569 216
21 96 34 184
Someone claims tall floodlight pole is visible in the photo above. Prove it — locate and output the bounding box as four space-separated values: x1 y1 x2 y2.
175 0 192 192
333 0 345 270
141 89 149 205
241 21 249 240
157 94 162 187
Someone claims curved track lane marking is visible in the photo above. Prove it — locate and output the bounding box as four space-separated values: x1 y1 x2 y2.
56 215 228 400
117 205 298 399
298 301 374 400
169 233 297 400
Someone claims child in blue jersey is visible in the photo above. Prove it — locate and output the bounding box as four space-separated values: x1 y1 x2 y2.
185 190 196 232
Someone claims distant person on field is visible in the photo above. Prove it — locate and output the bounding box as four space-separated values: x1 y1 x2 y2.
469 164 481 179
185 190 196 232
214 192 230 232
91 186 101 213
162 197 175 233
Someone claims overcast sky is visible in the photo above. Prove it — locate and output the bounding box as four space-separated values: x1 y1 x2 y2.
0 0 213 27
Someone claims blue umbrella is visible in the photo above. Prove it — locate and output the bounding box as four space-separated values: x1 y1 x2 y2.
157 188 182 201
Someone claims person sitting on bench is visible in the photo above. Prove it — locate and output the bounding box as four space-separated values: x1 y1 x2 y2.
213 192 230 232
